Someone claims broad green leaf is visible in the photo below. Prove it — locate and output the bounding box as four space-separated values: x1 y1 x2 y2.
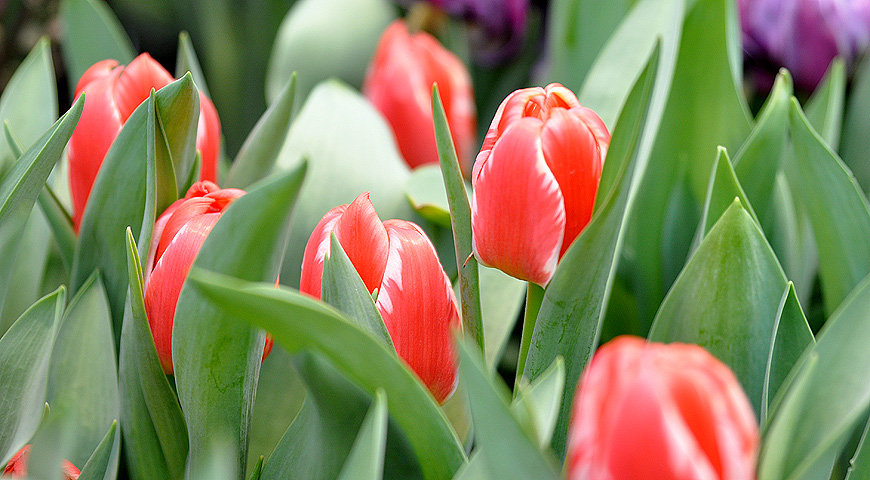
47 273 119 470
761 282 814 423
405 165 452 229
649 200 788 414
785 99 870 315
60 0 135 89
275 81 413 288
226 74 297 189
0 38 57 172
479 265 526 367
0 287 65 465
119 229 188 480
322 234 393 349
696 147 759 240
523 45 660 459
0 206 53 335
840 53 870 195
173 164 307 478
451 454 491 480
155 73 200 196
846 418 870 480
28 407 75 480
511 357 565 448
175 32 211 98
185 270 466 480
337 390 389 480
433 85 483 350
759 273 870 480
805 58 846 148
77 421 119 480
457 339 559 480
265 0 395 107
767 173 818 304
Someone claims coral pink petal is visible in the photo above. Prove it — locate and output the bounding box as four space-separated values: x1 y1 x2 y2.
471 117 565 285
544 83 582 110
376 220 461 403
541 108 603 257
299 205 348 298
575 106 612 165
196 92 221 183
75 59 119 96
145 197 186 285
154 197 214 266
333 192 390 295
113 53 174 121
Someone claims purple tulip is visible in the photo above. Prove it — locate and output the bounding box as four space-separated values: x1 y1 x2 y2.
739 0 870 91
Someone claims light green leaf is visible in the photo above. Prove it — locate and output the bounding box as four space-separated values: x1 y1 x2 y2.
696 147 759 240
405 165 452 229
175 32 211 98
336 390 389 480
155 73 200 197
840 53 870 195
77 421 119 480
511 357 565 448
60 0 135 89
37 185 76 271
805 58 846 148
479 265 526 368
451 453 491 480
846 418 870 480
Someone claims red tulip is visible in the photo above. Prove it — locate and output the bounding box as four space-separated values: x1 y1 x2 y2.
144 181 272 374
300 192 461 403
68 53 222 230
3 445 80 479
567 336 759 480
363 20 476 175
470 83 610 286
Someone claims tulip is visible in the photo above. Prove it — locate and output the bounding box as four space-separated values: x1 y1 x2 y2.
567 336 759 480
144 181 272 374
3 445 80 479
470 83 610 286
300 192 461 403
68 52 222 230
363 20 476 175
739 0 870 91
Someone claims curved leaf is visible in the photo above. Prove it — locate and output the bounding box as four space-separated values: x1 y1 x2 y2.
337 390 389 480
77 421 119 480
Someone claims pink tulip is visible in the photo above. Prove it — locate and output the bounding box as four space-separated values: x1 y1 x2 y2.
3 445 80 479
471 83 610 286
567 336 759 480
363 20 476 175
300 192 461 403
68 53 221 230
144 181 272 374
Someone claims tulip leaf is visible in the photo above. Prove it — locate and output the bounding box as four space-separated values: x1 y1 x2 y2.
840 53 870 196
37 185 76 271
405 165 452 229
479 265 526 368
175 32 211 98
759 273 870 480
433 84 483 351
523 44 660 459
805 58 846 148
59 0 135 90
0 37 58 172
226 73 297 189
336 389 389 480
46 273 119 470
322 233 393 350
185 270 466 480
154 73 200 197
0 287 65 465
511 357 565 448
451 454 491 480
173 163 307 478
696 147 759 241
265 0 395 108
77 421 119 480
761 282 814 423
846 418 870 480
275 81 414 288
457 338 560 480
248 456 264 480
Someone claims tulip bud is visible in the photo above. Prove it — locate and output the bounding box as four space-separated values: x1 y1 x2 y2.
363 20 476 175
68 53 222 230
470 83 610 286
3 445 80 480
567 336 759 480
144 181 272 374
739 0 870 91
300 192 461 403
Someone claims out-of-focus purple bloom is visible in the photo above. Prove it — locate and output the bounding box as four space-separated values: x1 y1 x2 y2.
739 0 870 91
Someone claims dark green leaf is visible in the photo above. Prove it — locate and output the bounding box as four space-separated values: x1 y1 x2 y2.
405 165 452 229
77 421 119 480
60 0 135 90
337 390 389 480
805 58 846 148
696 147 759 240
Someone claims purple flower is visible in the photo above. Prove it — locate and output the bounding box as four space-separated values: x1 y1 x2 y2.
740 0 870 91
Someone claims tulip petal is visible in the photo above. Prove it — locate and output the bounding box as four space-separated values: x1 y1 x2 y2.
333 192 390 295
471 117 565 285
113 53 174 122
75 59 119 96
299 205 347 298
376 220 461 403
477 87 542 160
196 92 221 183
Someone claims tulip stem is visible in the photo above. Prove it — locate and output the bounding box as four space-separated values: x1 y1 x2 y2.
514 282 545 396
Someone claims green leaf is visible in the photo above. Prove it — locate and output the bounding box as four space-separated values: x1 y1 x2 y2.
226 74 297 189
785 99 870 315
433 84 483 351
248 456 265 480
846 418 870 480
457 338 559 480
175 32 211 98
451 453 491 480
523 45 660 459
37 185 76 271
0 37 57 171
405 165 452 229
337 390 389 480
47 273 119 470
0 206 52 336
805 58 846 148
840 53 870 195
696 147 759 240
119 229 188 480
265 0 395 107
322 234 393 349
479 265 526 367
60 0 135 89
0 287 65 464
649 199 787 414
185 270 466 480
155 73 200 197
77 421 119 480
511 357 565 448
173 164 307 478
759 273 870 480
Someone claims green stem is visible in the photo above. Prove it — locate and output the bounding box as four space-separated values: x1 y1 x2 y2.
514 282 545 396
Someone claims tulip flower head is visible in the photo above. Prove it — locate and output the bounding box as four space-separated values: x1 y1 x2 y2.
300 192 461 403
3 445 80 479
567 336 759 480
144 181 272 374
68 53 222 230
363 20 476 175
471 83 610 286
